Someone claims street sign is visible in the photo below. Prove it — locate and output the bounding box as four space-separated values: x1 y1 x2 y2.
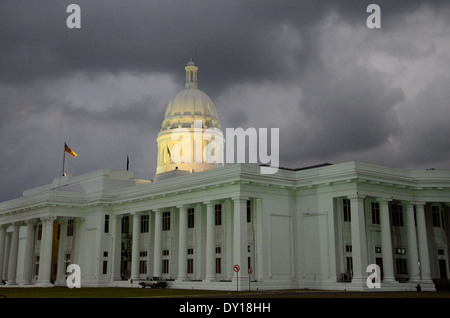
233 264 240 273
248 267 253 275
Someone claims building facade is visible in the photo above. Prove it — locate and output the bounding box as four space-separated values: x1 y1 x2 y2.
0 60 449 291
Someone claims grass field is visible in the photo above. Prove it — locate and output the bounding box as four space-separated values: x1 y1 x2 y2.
0 287 449 298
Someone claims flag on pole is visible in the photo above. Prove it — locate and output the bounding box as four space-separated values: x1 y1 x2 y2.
65 143 78 158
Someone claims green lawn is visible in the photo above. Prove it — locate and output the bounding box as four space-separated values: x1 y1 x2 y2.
0 287 232 298
0 287 449 298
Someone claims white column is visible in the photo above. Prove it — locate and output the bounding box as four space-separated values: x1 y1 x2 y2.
20 219 37 285
37 216 56 286
349 195 368 286
111 215 122 281
405 203 420 282
6 223 20 285
55 219 67 286
0 224 7 284
377 199 396 283
177 205 188 281
232 197 248 287
72 218 85 267
153 209 162 277
204 201 216 282
131 212 141 281
416 203 432 283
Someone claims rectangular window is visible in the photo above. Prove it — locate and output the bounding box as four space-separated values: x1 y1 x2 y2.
139 260 147 274
343 198 351 222
140 251 147 257
187 259 194 274
187 248 194 255
216 258 221 274
187 208 195 228
162 259 169 274
346 256 353 274
104 215 109 233
37 224 43 240
371 202 380 225
121 216 130 234
67 219 74 237
392 204 404 226
247 200 252 223
141 214 149 233
345 245 352 253
215 246 221 254
162 250 170 256
432 206 441 228
162 212 171 231
396 258 407 275
215 204 222 226
102 261 108 275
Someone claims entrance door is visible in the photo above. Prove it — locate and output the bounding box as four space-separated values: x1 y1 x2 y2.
376 257 383 280
439 259 448 283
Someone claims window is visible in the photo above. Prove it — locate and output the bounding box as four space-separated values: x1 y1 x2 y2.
247 200 252 223
162 259 169 274
187 208 195 228
216 258 222 274
395 248 406 255
102 261 108 275
343 198 351 222
346 257 353 274
345 245 352 253
141 214 149 233
67 219 74 237
162 250 170 256
37 224 42 240
391 204 404 226
104 215 110 233
139 260 147 274
432 206 441 228
215 204 222 226
371 202 380 225
396 259 407 275
215 247 221 254
121 216 130 234
187 259 194 274
375 246 382 254
187 248 194 255
103 251 108 257
162 212 171 231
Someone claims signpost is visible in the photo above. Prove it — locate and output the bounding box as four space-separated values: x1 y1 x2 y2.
248 267 253 291
233 264 240 292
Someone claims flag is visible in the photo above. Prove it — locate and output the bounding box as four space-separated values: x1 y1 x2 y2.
65 143 77 158
127 155 129 171
166 145 171 157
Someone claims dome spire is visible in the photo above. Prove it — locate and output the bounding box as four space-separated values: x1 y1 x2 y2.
185 57 198 89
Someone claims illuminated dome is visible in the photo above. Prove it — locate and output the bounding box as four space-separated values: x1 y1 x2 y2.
155 58 224 176
161 59 220 131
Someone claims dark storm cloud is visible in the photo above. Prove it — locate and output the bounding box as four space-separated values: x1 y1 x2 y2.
0 0 449 202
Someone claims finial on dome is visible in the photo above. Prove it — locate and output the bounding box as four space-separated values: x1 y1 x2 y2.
186 57 196 67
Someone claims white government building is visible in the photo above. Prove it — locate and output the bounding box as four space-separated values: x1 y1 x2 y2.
0 60 449 291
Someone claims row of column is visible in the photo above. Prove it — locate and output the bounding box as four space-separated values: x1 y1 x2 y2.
127 197 249 283
349 196 432 285
0 217 56 286
0 216 82 287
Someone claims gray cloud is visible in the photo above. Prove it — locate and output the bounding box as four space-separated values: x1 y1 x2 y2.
0 0 450 201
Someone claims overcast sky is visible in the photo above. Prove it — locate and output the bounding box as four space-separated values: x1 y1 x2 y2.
1 0 449 202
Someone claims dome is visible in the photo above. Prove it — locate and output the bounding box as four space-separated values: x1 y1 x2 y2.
161 88 220 131
160 59 220 131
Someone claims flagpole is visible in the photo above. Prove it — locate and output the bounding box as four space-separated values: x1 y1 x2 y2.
62 142 66 176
